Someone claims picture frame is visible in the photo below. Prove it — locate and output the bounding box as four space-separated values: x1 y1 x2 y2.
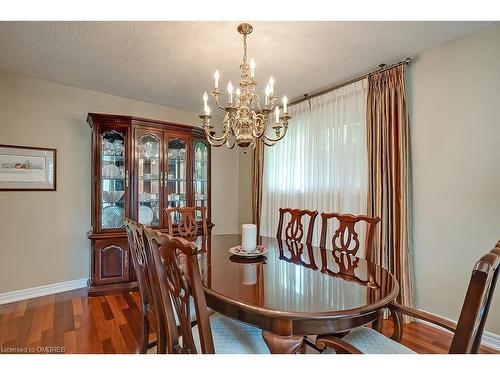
0 144 57 191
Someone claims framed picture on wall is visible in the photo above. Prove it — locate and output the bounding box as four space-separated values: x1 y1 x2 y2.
0 144 57 191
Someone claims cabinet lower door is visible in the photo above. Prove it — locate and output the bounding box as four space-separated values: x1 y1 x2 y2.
93 238 130 285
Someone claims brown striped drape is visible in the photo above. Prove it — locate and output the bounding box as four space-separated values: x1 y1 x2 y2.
366 65 415 317
251 141 264 232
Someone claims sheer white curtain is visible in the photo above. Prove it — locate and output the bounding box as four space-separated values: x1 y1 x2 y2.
260 79 368 246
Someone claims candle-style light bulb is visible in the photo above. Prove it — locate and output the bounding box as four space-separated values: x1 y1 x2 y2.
203 91 208 106
204 104 210 116
275 106 280 124
250 59 256 79
282 96 288 114
214 70 220 89
269 76 274 93
265 84 271 105
227 81 233 104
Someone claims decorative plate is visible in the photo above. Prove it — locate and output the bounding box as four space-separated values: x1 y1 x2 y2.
102 205 124 228
102 164 121 178
139 205 154 225
102 190 124 203
229 245 268 258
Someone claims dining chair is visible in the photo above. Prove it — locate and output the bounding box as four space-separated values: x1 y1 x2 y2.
277 208 319 245
144 227 270 354
124 218 166 354
319 213 380 262
165 206 208 247
315 244 500 354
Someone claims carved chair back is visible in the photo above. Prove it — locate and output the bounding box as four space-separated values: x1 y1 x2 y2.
450 245 500 353
165 206 208 243
144 228 215 354
125 218 166 353
277 208 318 245
319 213 380 262
124 218 153 310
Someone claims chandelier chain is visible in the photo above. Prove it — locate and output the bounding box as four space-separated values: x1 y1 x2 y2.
243 34 247 63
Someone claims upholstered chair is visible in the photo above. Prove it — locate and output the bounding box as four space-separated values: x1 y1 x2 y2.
124 218 166 353
316 244 500 354
144 228 270 354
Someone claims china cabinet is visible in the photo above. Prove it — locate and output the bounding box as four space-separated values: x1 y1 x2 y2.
87 113 211 295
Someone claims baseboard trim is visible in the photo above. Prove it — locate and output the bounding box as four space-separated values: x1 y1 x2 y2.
0 278 89 305
415 310 500 351
481 331 500 351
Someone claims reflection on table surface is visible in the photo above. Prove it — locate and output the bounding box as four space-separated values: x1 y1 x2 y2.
196 234 395 315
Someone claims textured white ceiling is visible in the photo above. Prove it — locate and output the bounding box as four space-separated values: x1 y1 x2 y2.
0 21 493 112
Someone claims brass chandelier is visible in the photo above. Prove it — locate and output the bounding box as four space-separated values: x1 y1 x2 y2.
199 23 291 153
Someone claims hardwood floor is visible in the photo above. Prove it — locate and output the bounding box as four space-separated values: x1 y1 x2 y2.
0 288 497 354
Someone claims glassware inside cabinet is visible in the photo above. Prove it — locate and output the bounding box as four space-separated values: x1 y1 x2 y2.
193 141 208 221
167 138 187 224
101 131 126 230
137 134 161 226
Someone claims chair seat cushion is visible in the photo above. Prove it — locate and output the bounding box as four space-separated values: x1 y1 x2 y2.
191 313 270 354
341 327 416 354
172 298 214 324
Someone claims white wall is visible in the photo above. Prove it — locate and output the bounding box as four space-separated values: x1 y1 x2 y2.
0 71 239 293
410 23 500 334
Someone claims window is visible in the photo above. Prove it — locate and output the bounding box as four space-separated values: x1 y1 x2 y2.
260 80 368 246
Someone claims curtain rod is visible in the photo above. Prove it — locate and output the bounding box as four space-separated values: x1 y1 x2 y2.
289 57 412 106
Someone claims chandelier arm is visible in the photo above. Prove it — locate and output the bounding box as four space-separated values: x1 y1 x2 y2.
204 115 233 143
205 130 229 145
204 127 229 147
214 96 227 111
261 137 278 147
263 126 289 143
206 129 229 142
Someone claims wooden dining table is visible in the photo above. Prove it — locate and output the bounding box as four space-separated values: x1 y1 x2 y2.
197 234 399 354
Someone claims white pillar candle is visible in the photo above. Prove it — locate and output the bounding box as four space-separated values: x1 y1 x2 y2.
241 223 257 252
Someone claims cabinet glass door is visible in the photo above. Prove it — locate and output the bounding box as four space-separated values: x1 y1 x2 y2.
100 130 126 230
137 133 161 227
166 138 187 224
193 141 209 221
